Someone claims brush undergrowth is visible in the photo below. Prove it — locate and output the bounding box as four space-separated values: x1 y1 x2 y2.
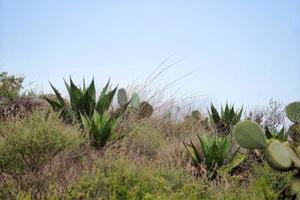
0 72 293 200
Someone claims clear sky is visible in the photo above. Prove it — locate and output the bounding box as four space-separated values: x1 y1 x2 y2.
0 0 299 107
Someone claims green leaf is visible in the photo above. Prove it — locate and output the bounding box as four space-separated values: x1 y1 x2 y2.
49 82 65 106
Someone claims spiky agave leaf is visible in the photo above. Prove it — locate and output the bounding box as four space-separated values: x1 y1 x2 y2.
265 126 287 142
65 78 83 111
49 82 66 107
208 104 221 125
96 86 117 116
81 110 119 149
199 134 229 169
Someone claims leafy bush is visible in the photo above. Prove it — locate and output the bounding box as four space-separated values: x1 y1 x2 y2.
0 111 83 175
64 159 172 200
0 72 24 100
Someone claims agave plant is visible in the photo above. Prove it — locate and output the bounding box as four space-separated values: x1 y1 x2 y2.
265 126 287 142
208 103 243 136
233 120 300 198
44 78 119 123
184 134 230 171
81 110 119 149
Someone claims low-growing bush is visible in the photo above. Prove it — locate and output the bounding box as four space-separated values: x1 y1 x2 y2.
0 111 84 198
0 72 24 100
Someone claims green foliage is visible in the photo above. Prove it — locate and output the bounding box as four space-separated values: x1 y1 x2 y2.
234 119 300 198
184 134 230 171
208 103 243 136
44 78 118 123
0 72 24 100
0 111 83 175
233 120 267 149
250 163 291 200
81 110 119 149
64 159 172 200
265 126 287 142
286 102 300 123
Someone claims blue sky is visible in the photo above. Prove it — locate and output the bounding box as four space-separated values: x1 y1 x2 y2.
0 0 299 107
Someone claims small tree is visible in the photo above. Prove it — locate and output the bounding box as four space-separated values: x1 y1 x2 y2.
0 72 24 100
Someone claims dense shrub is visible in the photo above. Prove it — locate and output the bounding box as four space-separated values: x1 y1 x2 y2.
0 111 83 174
0 72 24 100
0 111 84 198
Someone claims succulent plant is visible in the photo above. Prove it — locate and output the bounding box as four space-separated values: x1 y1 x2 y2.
286 102 300 145
44 78 121 123
117 88 128 107
233 120 300 198
130 92 140 109
81 110 119 149
184 134 230 171
208 103 243 136
116 88 153 119
137 101 153 119
286 102 300 123
265 126 288 142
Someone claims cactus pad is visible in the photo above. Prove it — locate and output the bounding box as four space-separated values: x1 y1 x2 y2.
288 123 300 144
291 174 300 195
286 102 300 123
117 88 128 106
265 140 293 171
233 120 267 149
137 102 153 119
130 92 140 109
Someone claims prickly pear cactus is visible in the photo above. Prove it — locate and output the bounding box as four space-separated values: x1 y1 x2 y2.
233 120 300 198
288 124 300 144
137 101 153 119
117 88 128 107
286 102 300 123
286 102 300 147
233 120 267 149
130 92 140 109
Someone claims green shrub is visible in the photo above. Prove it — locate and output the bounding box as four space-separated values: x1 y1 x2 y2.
0 72 24 100
0 111 83 175
64 159 172 200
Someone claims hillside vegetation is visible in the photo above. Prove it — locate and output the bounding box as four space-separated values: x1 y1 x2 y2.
0 72 299 200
